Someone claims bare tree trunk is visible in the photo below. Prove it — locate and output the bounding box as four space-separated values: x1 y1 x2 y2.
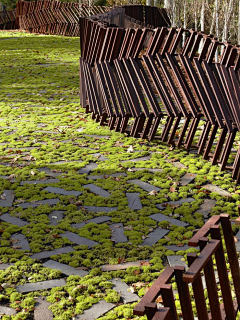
210 1 216 35
200 0 205 52
194 0 198 30
182 0 187 47
238 0 240 43
215 0 219 61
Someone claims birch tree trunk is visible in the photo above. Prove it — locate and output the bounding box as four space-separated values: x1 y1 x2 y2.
182 0 187 47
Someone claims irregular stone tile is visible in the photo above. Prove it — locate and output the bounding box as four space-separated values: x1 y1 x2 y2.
141 228 169 246
76 300 115 320
83 134 110 139
92 153 109 161
180 173 197 186
34 297 53 320
0 263 14 270
0 190 14 207
110 223 128 243
49 160 82 165
72 216 112 229
11 234 30 251
196 199 216 218
111 278 139 303
83 184 110 197
202 185 232 197
16 279 66 293
35 130 59 134
156 198 195 210
127 179 160 192
164 244 191 252
122 156 151 163
78 162 98 174
43 260 88 277
87 174 105 180
171 162 187 169
126 193 142 210
60 231 99 247
131 168 163 173
101 260 148 271
0 213 28 227
20 179 60 185
167 255 187 269
38 167 63 177
18 198 59 208
0 306 16 316
48 211 64 225
44 186 82 197
31 246 74 260
81 206 117 213
87 172 127 180
150 213 188 227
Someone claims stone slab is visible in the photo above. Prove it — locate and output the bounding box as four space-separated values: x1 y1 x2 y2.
141 228 169 246
150 213 188 227
38 167 63 177
101 261 147 271
43 260 88 277
83 184 110 197
122 156 151 163
0 190 14 207
34 297 53 320
80 206 117 213
0 213 28 227
87 172 127 180
126 193 142 210
48 211 64 225
76 300 115 320
164 244 191 252
87 175 104 180
11 233 30 251
171 162 187 169
127 179 160 192
131 168 163 173
156 198 195 210
83 134 110 139
92 153 109 161
0 306 16 316
167 255 187 269
16 279 66 293
72 216 112 229
0 263 14 270
44 186 82 197
78 162 98 174
180 173 197 186
202 185 232 197
111 278 139 303
110 223 128 243
31 246 74 260
49 160 82 165
60 231 99 247
196 199 216 218
20 179 60 185
18 198 59 208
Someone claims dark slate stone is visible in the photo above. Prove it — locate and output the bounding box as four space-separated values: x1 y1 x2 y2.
35 130 59 134
31 246 74 260
87 172 127 180
150 213 188 227
131 168 163 173
81 206 117 213
202 184 232 197
11 234 30 251
83 134 110 139
92 153 109 161
127 179 160 192
110 173 127 178
171 162 187 169
34 297 53 320
164 244 191 252
78 162 98 174
72 216 112 229
44 186 82 197
20 179 60 185
126 193 142 210
101 261 147 271
141 228 169 246
60 231 99 247
0 263 14 270
87 174 104 180
48 211 64 225
76 300 115 320
83 184 110 197
180 173 197 186
122 156 151 163
111 279 139 303
43 260 88 277
196 199 216 218
0 213 28 227
49 160 82 165
18 198 59 208
110 223 128 243
16 279 66 293
0 307 16 316
167 255 187 269
156 198 195 210
38 167 63 177
0 190 14 207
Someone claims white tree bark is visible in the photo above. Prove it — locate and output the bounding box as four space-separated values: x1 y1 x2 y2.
182 0 187 47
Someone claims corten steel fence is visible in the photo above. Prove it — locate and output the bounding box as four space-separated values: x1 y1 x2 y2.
0 9 16 29
134 213 240 320
16 0 111 36
79 6 240 184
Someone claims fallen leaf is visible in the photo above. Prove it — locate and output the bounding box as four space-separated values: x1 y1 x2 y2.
148 190 158 196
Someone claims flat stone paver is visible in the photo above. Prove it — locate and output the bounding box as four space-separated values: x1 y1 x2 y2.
171 161 187 169
43 260 88 277
127 179 161 192
111 279 139 303
34 297 53 320
0 263 14 270
48 211 64 225
87 172 127 180
180 173 197 186
31 246 74 260
0 190 14 207
92 153 109 161
11 234 30 251
76 300 115 320
164 244 191 251
18 198 59 208
202 184 232 197
0 213 28 227
72 216 112 229
44 186 82 197
16 279 66 293
20 179 60 185
81 206 117 213
0 307 16 316
141 228 169 246
78 162 98 174
122 156 151 163
126 193 142 210
196 199 216 218
110 223 128 243
131 167 163 173
49 160 82 165
38 167 63 177
167 255 187 269
101 261 148 271
83 134 110 139
150 213 188 227
156 198 195 210
83 184 110 197
60 231 99 247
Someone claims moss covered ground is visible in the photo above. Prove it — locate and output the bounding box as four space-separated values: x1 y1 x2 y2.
0 30 239 319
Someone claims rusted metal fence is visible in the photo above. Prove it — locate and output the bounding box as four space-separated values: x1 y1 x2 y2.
0 9 16 29
79 6 240 184
134 214 240 319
